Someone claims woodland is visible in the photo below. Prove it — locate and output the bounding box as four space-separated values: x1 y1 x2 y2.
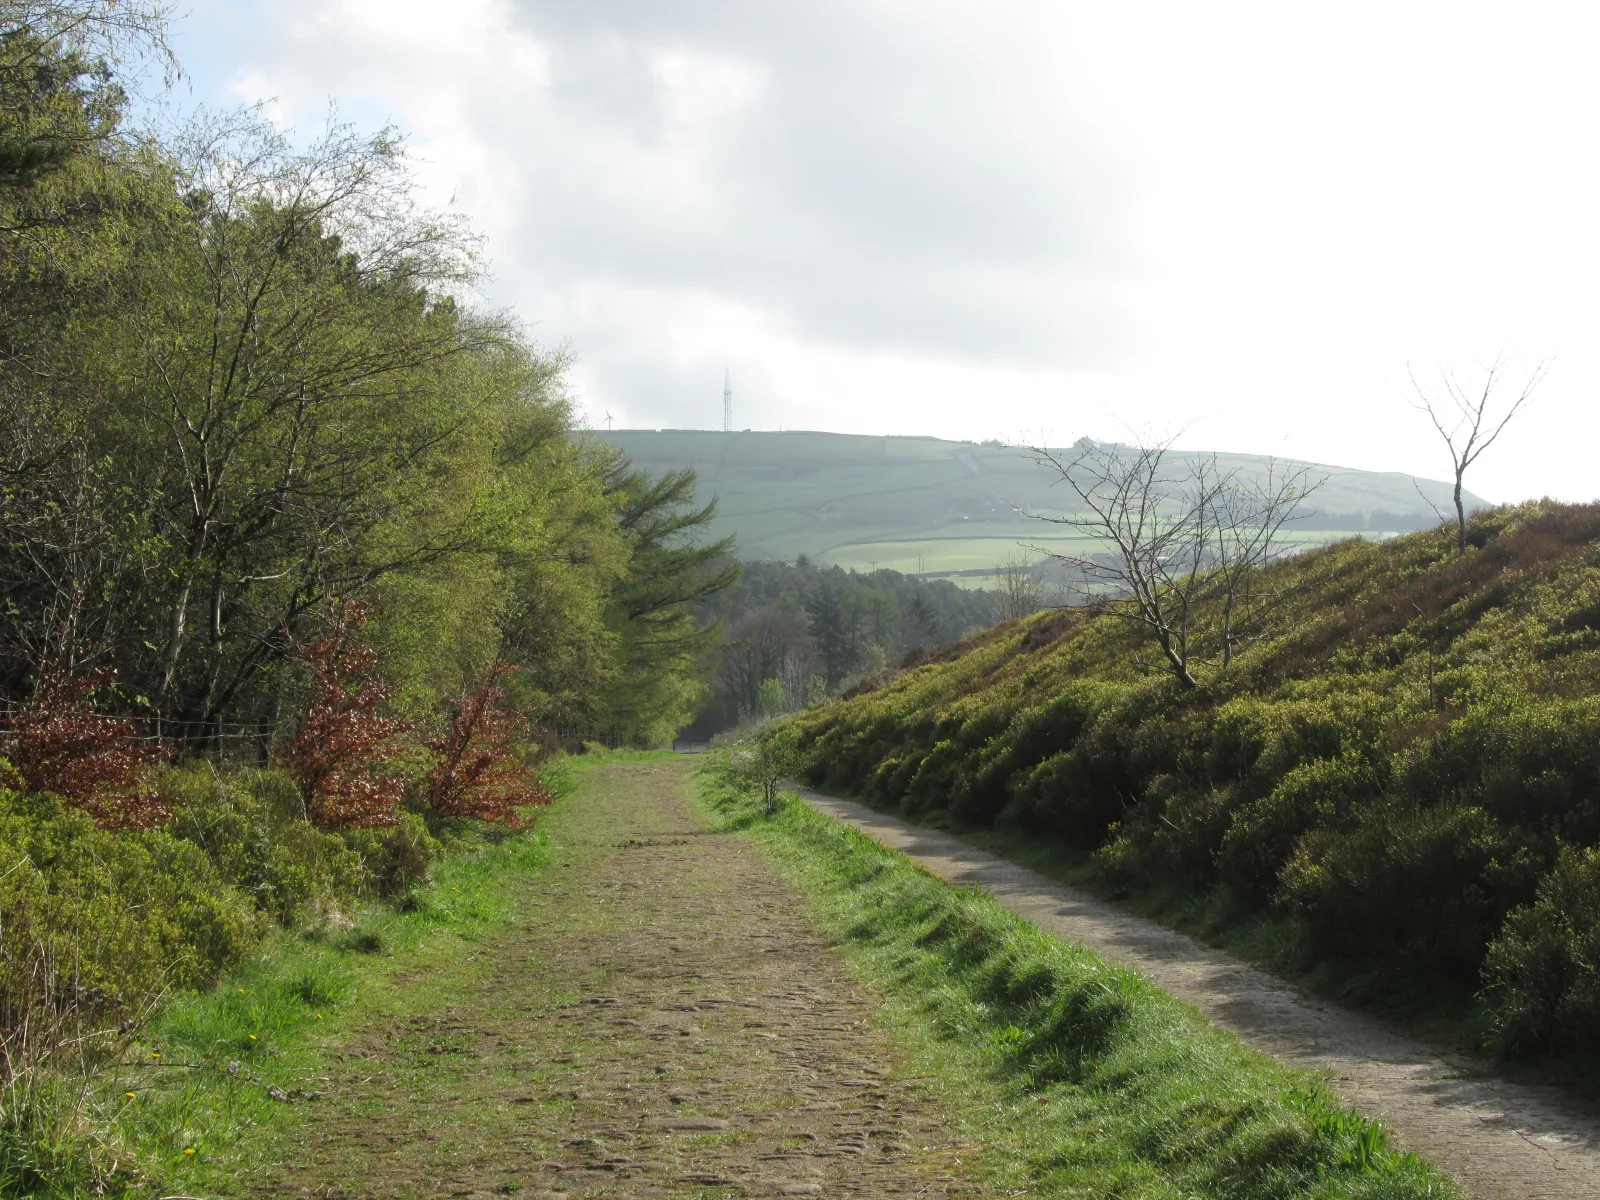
0 4 738 1185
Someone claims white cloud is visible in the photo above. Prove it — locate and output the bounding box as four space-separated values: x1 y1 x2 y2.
166 0 1600 501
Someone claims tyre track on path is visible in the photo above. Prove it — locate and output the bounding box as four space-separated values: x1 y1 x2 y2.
797 787 1600 1200
256 761 982 1199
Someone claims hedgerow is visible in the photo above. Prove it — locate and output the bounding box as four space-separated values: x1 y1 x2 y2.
792 501 1600 1057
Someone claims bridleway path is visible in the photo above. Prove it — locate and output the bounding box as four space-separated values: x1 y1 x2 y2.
255 760 983 1200
797 787 1600 1200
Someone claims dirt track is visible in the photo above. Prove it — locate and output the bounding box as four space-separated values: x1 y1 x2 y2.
798 787 1600 1200
259 761 980 1199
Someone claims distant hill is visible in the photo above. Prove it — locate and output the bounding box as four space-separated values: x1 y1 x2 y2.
596 429 1479 577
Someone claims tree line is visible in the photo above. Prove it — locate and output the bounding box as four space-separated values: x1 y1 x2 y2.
686 557 999 738
0 2 731 762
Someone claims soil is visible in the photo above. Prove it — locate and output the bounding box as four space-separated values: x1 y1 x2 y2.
796 788 1600 1200
251 761 982 1199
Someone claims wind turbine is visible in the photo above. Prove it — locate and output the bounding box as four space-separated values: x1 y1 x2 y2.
603 407 614 431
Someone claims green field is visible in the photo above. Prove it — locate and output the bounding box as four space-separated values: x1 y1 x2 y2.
597 429 1461 576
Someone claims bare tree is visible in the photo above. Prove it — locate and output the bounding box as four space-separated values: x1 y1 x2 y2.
1208 458 1322 667
1409 357 1548 552
1031 439 1320 686
993 549 1045 622
1031 438 1222 688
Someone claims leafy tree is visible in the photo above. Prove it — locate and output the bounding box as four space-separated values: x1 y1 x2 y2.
277 605 409 830
6 665 165 827
584 458 737 744
687 559 997 737
713 721 804 817
718 599 811 721
425 660 548 827
806 578 854 689
755 676 786 718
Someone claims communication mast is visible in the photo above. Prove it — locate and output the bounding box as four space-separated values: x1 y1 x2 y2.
723 368 732 432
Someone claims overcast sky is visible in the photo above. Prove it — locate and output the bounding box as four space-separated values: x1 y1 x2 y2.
167 1 1600 502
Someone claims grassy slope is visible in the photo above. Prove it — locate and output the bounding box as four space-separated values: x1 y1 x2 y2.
694 763 1457 1200
790 502 1600 1058
598 429 1469 570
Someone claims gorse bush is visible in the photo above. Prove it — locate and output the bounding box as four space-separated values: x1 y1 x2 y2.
1481 846 1600 1056
792 501 1600 1056
163 764 367 924
0 789 263 1032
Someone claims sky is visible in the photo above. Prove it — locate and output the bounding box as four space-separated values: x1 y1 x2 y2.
158 1 1600 502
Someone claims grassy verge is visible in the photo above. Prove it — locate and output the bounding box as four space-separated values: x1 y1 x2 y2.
10 762 583 1200
906 817 1600 1106
694 765 1458 1200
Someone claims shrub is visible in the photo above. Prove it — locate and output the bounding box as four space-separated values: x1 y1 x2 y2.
342 812 442 897
0 790 261 1035
708 722 805 817
790 505 1600 1030
1481 846 1600 1056
1399 699 1600 843
1008 748 1128 845
1216 755 1376 900
163 765 364 925
6 668 166 829
902 738 965 820
1276 804 1526 976
278 604 411 830
424 662 550 827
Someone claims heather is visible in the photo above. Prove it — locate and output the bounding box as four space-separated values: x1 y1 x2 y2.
793 501 1600 1057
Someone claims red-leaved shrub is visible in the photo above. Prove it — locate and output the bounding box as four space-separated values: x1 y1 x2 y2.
425 661 549 827
279 605 410 830
7 667 168 828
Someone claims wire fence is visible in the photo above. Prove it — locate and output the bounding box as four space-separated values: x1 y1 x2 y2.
0 705 641 765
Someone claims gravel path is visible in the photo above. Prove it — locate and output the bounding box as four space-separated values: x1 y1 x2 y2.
797 787 1600 1200
259 761 982 1199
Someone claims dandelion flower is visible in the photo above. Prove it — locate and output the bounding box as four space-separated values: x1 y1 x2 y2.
151 1051 160 1059
237 988 246 995
248 1034 258 1041
314 1013 323 1020
125 1092 137 1099
184 1147 196 1156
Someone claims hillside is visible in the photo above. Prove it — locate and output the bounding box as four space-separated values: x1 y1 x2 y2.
787 501 1600 1059
597 429 1482 576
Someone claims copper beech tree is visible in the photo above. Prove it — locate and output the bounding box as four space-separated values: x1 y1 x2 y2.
425 661 550 828
7 667 167 828
278 606 411 830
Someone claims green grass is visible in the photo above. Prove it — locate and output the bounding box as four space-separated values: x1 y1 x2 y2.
693 763 1459 1200
105 828 550 1197
3 762 588 1200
